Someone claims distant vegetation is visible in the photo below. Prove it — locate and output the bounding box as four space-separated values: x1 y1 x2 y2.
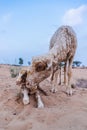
19 58 23 66
10 66 21 78
59 61 82 68
72 61 82 67
18 58 31 66
28 61 31 65
9 58 82 78
10 58 31 78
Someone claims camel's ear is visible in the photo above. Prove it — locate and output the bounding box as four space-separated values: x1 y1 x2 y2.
21 70 27 77
35 61 47 72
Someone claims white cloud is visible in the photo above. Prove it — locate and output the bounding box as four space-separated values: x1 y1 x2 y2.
62 5 87 26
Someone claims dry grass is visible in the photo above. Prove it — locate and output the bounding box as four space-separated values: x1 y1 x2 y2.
10 66 21 78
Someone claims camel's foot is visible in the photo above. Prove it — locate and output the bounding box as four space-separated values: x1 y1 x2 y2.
50 87 58 93
66 87 73 96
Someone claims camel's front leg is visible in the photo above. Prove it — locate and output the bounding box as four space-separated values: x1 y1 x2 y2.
51 70 59 93
21 87 30 105
35 91 44 108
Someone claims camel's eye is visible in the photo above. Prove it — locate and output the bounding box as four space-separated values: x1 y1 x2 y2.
35 62 47 72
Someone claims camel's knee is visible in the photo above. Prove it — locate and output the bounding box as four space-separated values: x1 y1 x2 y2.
68 71 72 79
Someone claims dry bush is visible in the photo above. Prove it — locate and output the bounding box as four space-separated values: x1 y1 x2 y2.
10 66 21 78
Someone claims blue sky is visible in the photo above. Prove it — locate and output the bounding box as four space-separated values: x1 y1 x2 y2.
0 0 87 66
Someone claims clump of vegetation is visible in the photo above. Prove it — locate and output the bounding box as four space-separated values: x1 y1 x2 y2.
19 58 23 66
28 61 31 65
10 66 21 78
72 61 82 67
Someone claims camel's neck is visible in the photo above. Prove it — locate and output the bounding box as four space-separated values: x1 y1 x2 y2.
45 45 59 64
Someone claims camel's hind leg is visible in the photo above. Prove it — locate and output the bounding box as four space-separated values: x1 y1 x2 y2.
66 57 73 95
58 63 61 85
64 62 67 86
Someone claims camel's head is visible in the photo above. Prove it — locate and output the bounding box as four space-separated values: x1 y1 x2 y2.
16 62 50 94
25 60 51 87
16 56 57 88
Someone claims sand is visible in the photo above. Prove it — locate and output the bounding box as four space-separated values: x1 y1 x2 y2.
0 64 87 130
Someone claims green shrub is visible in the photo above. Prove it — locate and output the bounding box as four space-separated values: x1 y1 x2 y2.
10 66 21 78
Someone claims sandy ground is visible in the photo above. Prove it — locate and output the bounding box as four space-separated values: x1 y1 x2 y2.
0 64 87 130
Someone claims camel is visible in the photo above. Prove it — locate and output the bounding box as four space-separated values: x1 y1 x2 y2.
16 25 77 107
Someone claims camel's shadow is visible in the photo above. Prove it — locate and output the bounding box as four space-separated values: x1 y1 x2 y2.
76 79 87 88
